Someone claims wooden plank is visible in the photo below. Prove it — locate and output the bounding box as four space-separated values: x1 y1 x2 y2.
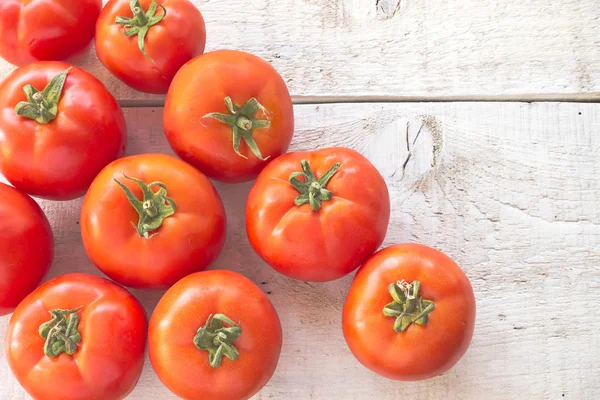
1 1 600 101
1 102 600 399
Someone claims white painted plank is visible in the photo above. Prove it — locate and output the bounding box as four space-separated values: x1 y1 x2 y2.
1 102 600 399
1 1 600 101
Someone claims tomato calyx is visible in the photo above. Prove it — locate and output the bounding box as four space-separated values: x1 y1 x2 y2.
382 280 435 333
115 0 167 62
289 160 341 211
201 97 271 160
38 306 83 357
193 314 242 368
15 68 71 124
114 174 177 239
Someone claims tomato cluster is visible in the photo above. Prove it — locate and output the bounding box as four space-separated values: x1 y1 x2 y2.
0 1 476 399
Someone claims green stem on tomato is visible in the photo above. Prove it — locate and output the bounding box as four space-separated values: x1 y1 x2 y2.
115 0 167 62
38 307 83 357
114 174 177 239
200 97 271 161
15 68 71 124
193 314 242 368
382 280 435 332
288 160 341 211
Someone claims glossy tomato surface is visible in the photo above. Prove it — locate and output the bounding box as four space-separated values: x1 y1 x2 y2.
343 244 476 381
246 147 390 282
0 183 53 316
6 273 147 400
96 0 206 94
164 50 294 183
80 153 226 289
149 270 282 400
0 0 101 66
0 62 127 200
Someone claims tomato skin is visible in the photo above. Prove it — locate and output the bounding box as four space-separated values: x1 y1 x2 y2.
164 50 294 183
149 270 282 400
0 0 101 66
0 183 53 316
246 147 390 282
80 153 226 289
6 273 147 400
342 244 476 381
0 61 127 200
96 0 206 94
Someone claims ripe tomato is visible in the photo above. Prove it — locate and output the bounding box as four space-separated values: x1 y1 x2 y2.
149 270 282 400
246 147 390 282
0 62 127 200
80 153 226 289
342 244 476 381
164 50 294 183
96 0 206 94
0 183 53 316
6 273 147 400
0 0 101 66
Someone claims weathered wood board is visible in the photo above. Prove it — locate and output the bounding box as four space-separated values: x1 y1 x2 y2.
1 0 600 102
1 103 599 399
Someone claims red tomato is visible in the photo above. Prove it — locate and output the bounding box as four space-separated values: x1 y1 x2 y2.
6 273 147 400
0 0 101 66
246 147 390 282
342 244 476 381
0 62 127 200
164 50 294 183
0 183 53 316
149 270 282 400
96 0 206 94
80 153 226 289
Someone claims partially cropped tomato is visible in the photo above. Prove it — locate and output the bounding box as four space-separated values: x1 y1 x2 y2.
96 0 206 94
149 270 282 400
0 183 53 316
343 244 476 381
6 273 147 400
164 50 294 183
0 62 127 200
246 147 390 282
0 0 101 66
81 153 226 289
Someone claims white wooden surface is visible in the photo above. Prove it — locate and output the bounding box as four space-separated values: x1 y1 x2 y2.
2 103 600 399
1 0 600 101
2 0 600 398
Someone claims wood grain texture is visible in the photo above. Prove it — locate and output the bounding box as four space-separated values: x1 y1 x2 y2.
1 102 599 399
1 0 600 101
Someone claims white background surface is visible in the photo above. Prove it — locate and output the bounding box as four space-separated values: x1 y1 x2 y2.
1 1 600 399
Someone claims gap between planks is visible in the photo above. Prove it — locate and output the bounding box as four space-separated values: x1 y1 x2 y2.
119 93 600 108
